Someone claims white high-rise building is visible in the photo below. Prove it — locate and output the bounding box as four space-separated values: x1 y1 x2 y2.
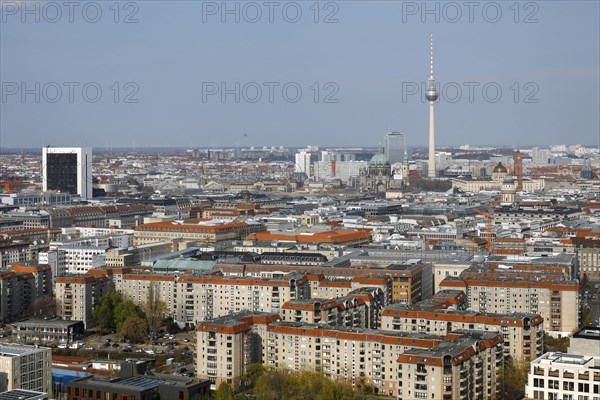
42 147 93 199
294 151 312 177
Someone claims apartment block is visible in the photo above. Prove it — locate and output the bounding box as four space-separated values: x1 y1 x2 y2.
312 275 393 305
196 312 503 398
346 287 386 329
524 352 600 400
112 271 309 326
572 237 600 282
0 344 52 394
174 273 309 324
440 276 579 336
381 298 544 361
281 297 366 328
119 273 177 316
397 332 504 400
0 265 53 323
389 262 433 304
196 312 280 390
55 275 111 328
9 263 52 299
280 287 385 330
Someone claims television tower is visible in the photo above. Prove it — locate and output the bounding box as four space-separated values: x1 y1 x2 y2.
426 33 439 178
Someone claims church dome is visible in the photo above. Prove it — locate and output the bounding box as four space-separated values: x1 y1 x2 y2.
493 162 508 173
370 153 389 165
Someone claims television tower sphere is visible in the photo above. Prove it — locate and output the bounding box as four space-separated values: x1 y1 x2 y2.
425 81 439 102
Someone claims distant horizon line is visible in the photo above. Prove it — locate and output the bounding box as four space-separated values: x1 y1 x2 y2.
1 144 599 153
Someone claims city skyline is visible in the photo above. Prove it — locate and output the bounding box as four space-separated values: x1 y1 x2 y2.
1 1 598 148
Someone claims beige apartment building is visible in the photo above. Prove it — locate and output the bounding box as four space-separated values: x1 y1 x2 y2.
280 286 386 330
524 352 600 400
397 332 504 400
119 273 178 316
0 344 52 394
440 276 579 336
312 275 393 305
381 298 544 362
196 312 280 390
173 273 309 324
55 275 111 328
108 271 309 326
196 312 504 398
280 297 366 328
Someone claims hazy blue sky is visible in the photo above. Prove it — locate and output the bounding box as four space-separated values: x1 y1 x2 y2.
1 0 599 149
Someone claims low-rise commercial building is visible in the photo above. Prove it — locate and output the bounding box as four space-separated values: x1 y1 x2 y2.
66 362 210 400
11 319 84 344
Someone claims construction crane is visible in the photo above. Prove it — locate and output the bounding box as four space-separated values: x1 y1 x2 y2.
474 208 494 253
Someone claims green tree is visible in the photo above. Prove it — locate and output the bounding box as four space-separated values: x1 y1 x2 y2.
251 369 364 400
214 382 235 400
241 363 266 391
93 291 123 332
544 332 570 353
114 300 142 332
501 359 530 400
120 315 148 343
141 283 167 340
164 317 180 334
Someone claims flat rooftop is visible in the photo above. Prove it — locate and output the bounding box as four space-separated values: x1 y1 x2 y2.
534 352 600 368
0 343 49 356
573 327 600 340
12 318 83 328
0 390 47 400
